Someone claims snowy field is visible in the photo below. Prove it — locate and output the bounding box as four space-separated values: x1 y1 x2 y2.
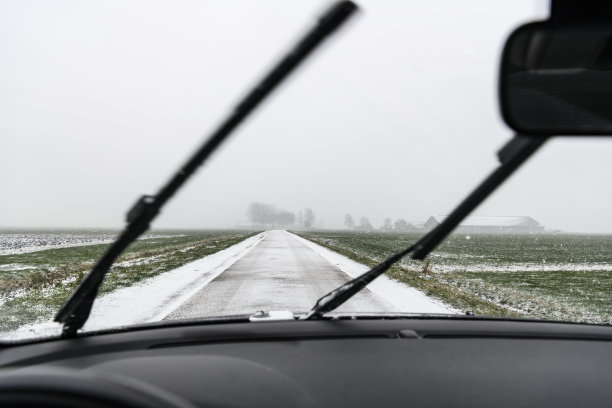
0 230 257 338
0 231 184 256
4 228 611 340
2 230 453 340
297 231 612 325
4 233 267 339
291 232 453 314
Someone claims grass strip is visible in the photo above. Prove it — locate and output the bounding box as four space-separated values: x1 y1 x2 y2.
294 232 523 318
0 231 258 332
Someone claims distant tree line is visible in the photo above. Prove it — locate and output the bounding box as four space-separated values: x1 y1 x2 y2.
247 202 315 229
296 208 316 229
344 214 416 232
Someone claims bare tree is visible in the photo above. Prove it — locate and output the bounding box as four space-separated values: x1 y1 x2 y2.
381 217 393 231
277 210 296 227
296 210 303 228
394 219 410 232
357 216 374 231
247 202 272 227
247 202 295 228
344 214 355 229
303 208 315 229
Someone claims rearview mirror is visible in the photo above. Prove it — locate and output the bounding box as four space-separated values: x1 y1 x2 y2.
500 21 612 136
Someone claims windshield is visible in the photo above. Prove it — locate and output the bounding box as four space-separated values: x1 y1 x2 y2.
2 0 612 341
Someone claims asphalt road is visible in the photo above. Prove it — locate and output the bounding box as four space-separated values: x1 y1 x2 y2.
165 230 399 319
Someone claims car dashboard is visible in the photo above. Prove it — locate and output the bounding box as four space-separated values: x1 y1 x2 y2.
1 318 611 407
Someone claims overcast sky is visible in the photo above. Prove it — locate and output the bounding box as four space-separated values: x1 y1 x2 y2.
2 0 611 233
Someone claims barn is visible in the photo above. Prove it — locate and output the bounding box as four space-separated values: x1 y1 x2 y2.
424 215 543 233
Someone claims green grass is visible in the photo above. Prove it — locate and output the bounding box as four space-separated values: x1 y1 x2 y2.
443 269 612 324
0 230 257 332
295 230 612 324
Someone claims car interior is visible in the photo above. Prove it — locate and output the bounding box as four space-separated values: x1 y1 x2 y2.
1 1 611 407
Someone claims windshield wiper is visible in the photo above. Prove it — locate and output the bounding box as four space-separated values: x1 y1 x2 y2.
303 134 548 319
55 0 358 337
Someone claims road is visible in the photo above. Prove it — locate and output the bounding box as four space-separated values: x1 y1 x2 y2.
165 230 399 319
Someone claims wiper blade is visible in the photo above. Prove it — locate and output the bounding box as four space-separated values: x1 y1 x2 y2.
303 134 547 320
55 0 358 337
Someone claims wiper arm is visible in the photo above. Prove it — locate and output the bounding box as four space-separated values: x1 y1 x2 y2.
55 0 358 337
303 134 547 319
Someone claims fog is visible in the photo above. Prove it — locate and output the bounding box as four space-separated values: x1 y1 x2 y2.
2 0 612 233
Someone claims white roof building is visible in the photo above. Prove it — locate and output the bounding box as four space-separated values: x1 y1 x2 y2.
425 215 543 232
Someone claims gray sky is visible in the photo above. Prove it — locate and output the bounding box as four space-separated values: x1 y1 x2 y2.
1 0 611 233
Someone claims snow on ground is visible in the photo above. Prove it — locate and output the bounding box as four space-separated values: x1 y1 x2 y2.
85 233 266 330
422 261 612 273
3 229 457 341
2 232 266 340
0 263 38 272
0 233 185 256
114 254 165 268
289 232 457 314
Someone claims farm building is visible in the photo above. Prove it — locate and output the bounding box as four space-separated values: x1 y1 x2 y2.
424 215 543 233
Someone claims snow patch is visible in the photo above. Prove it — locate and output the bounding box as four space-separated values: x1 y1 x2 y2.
114 254 164 268
83 232 265 331
289 232 457 314
422 261 612 273
0 264 37 272
0 232 266 340
0 233 185 256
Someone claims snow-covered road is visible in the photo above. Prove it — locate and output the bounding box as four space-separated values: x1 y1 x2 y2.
166 230 452 319
4 230 452 339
